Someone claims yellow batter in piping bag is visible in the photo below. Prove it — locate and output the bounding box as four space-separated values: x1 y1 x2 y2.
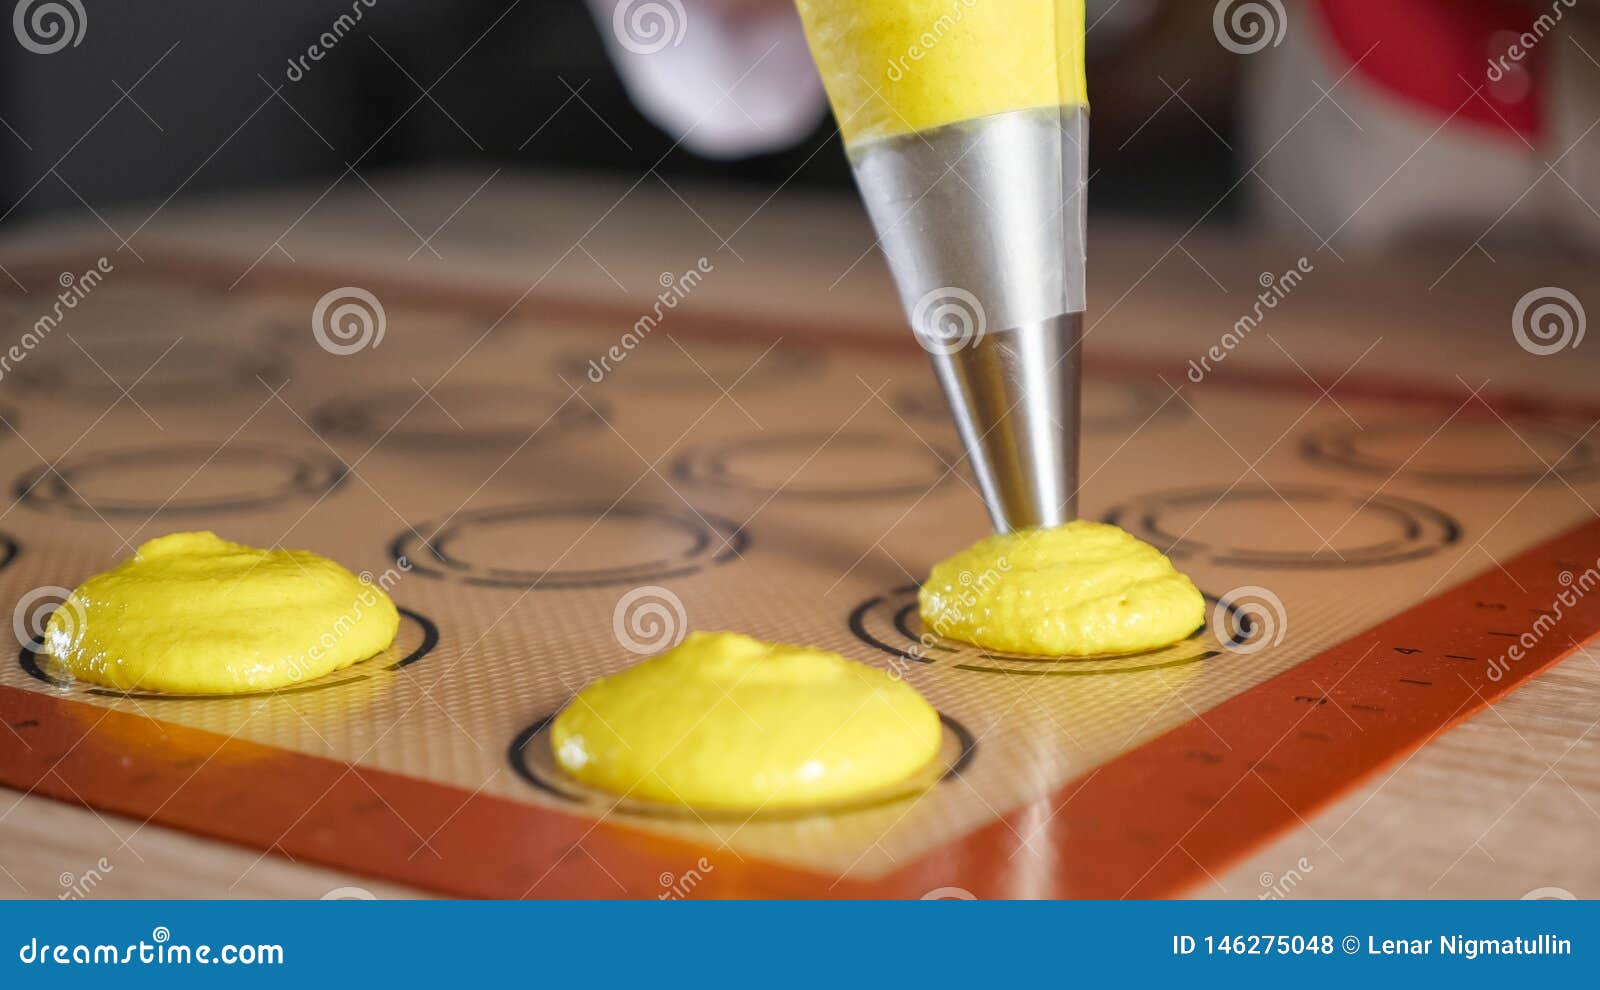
551 631 942 813
921 521 1205 657
796 0 1088 147
42 531 400 695
797 1 1093 531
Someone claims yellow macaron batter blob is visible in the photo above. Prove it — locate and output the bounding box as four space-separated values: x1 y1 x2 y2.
795 0 1088 146
920 520 1205 657
43 531 400 694
551 631 942 813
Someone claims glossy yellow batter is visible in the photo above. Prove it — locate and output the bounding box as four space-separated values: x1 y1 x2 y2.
551 631 941 812
794 0 1087 145
921 521 1205 657
43 531 400 694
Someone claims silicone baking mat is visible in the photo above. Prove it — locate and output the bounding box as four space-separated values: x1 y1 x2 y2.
1 254 1598 898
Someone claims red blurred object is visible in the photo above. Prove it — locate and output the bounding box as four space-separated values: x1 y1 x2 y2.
1313 0 1548 141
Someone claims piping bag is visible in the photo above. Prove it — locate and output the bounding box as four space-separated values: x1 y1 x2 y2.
795 0 1088 532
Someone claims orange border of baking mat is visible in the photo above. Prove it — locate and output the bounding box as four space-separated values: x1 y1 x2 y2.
1 251 1597 898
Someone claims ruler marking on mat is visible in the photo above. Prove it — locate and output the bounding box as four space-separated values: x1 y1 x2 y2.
874 517 1600 899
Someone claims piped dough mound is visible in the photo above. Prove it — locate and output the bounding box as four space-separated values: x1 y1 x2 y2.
550 631 941 813
919 520 1205 657
43 531 400 694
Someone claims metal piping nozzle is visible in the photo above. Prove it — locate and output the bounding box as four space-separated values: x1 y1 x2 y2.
849 106 1089 532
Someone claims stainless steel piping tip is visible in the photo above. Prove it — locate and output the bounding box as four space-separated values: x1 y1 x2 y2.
926 313 1082 531
849 106 1089 532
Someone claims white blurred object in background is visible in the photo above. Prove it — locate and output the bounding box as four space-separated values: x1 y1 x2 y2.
588 0 827 158
1248 0 1599 252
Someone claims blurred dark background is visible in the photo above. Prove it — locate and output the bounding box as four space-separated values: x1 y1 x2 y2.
0 0 1241 226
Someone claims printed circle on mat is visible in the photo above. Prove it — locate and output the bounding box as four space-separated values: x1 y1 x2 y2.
1301 418 1600 485
554 340 823 391
848 584 1245 676
1103 485 1460 569
391 500 746 590
311 383 604 449
19 606 439 700
14 444 349 517
672 431 954 501
6 335 289 403
508 709 975 822
892 379 1186 435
